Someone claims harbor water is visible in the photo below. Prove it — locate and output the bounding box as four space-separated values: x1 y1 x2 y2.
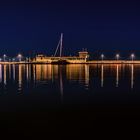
0 64 140 136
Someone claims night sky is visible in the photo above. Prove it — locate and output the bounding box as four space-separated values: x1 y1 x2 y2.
0 0 140 58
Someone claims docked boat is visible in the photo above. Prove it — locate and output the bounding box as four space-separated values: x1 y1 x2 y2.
32 33 89 64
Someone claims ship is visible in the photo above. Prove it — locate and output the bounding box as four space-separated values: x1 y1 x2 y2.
32 33 89 64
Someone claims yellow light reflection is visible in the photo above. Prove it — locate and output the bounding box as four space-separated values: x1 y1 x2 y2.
131 64 134 89
9 64 11 79
34 64 57 82
101 64 104 87
18 65 22 94
116 64 119 87
26 64 29 81
85 64 89 89
0 65 2 83
12 64 15 81
59 66 63 101
66 64 85 83
33 64 36 82
4 65 7 85
29 64 31 81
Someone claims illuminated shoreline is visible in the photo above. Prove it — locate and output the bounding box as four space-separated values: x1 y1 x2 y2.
0 60 140 64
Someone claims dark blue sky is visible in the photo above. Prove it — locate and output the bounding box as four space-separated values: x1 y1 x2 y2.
0 0 140 57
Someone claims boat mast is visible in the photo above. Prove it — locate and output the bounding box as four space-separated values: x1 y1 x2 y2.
54 40 60 57
60 33 63 58
54 33 63 57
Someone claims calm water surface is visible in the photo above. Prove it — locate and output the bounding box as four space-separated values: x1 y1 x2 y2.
0 64 140 136
0 64 139 102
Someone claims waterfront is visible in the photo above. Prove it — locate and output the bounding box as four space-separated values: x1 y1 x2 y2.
1 64 140 136
1 60 140 64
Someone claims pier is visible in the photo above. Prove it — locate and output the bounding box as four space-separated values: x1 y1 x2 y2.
87 60 140 64
0 60 140 64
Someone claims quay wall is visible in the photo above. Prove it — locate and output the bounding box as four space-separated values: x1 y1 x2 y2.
87 60 140 64
0 60 140 64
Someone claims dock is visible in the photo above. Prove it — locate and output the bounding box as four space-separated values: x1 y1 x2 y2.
87 60 140 64
0 60 140 64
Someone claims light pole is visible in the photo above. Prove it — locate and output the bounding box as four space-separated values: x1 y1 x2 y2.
131 54 135 61
3 54 6 62
26 57 27 62
101 54 104 61
17 54 22 62
116 54 120 61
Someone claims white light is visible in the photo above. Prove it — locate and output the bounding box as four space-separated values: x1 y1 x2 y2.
131 54 135 60
18 54 22 58
3 54 6 61
131 54 134 57
116 54 120 60
101 54 104 57
101 54 104 60
17 54 22 62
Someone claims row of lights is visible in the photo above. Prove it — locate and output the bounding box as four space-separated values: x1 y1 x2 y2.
100 54 135 61
0 53 136 61
0 54 23 62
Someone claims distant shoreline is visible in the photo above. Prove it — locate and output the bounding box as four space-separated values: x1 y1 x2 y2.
0 60 140 64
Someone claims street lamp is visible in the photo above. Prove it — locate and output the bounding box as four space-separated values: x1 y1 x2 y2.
131 54 135 61
17 54 22 62
101 54 104 61
3 54 6 62
116 54 120 60
26 57 29 62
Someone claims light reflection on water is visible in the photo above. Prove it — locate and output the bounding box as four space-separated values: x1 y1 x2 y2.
18 64 22 94
131 64 134 89
0 64 139 96
101 64 104 87
0 65 2 83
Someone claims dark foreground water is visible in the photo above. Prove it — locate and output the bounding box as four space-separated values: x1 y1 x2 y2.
0 64 140 137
